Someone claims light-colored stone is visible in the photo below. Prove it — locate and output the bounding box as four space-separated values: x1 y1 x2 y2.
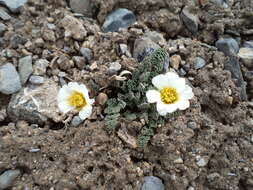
29 75 44 84
102 8 136 32
96 93 108 106
0 0 27 13
108 62 121 74
60 15 87 41
0 169 21 189
69 0 93 17
18 55 33 84
0 63 21 94
170 55 181 70
174 157 184 164
7 79 62 124
33 59 49 75
117 125 137 148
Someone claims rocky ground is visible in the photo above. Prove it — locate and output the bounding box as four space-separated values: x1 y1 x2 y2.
0 0 253 189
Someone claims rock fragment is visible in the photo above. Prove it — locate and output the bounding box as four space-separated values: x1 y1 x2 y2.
18 55 33 84
0 63 21 94
102 8 136 32
141 176 165 190
0 169 21 190
215 38 239 56
0 0 27 13
7 79 61 124
133 37 160 62
181 7 199 35
60 15 87 41
69 0 94 17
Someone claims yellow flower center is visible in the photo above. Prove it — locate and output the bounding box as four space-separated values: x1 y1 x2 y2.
160 87 179 104
68 91 87 110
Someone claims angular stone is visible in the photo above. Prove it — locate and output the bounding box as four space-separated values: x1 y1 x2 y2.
215 38 239 56
194 57 206 69
0 63 21 94
10 34 27 48
141 176 165 190
18 55 33 84
133 37 160 62
29 75 44 84
238 48 253 67
73 56 86 69
33 59 49 75
225 56 247 101
0 8 11 20
108 61 121 74
0 169 21 190
7 79 62 124
0 0 27 13
181 7 199 35
70 116 83 127
80 47 93 63
69 0 94 17
60 15 87 41
243 41 253 49
102 8 136 32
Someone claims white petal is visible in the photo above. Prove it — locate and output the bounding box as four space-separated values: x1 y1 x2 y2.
79 84 89 95
176 100 190 110
88 98 95 105
165 72 180 80
79 105 92 120
152 74 169 90
168 77 186 92
156 102 168 116
57 85 72 102
157 102 178 115
68 82 80 91
180 85 194 100
58 101 74 113
146 90 160 103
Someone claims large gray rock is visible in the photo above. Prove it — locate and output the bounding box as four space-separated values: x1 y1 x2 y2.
133 37 161 62
0 8 11 20
181 7 199 35
18 56 33 84
225 56 247 101
0 169 21 190
0 63 21 94
69 0 94 17
215 38 239 57
102 8 136 32
8 79 62 124
0 0 27 13
141 176 165 190
0 23 6 36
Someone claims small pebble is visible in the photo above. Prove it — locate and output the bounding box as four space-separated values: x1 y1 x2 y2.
96 93 108 106
174 157 184 164
108 62 122 74
29 75 44 84
141 176 165 190
196 157 208 167
194 57 206 70
170 55 181 70
70 116 83 127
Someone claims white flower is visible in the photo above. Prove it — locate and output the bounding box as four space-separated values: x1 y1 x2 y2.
57 82 95 120
146 72 194 116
